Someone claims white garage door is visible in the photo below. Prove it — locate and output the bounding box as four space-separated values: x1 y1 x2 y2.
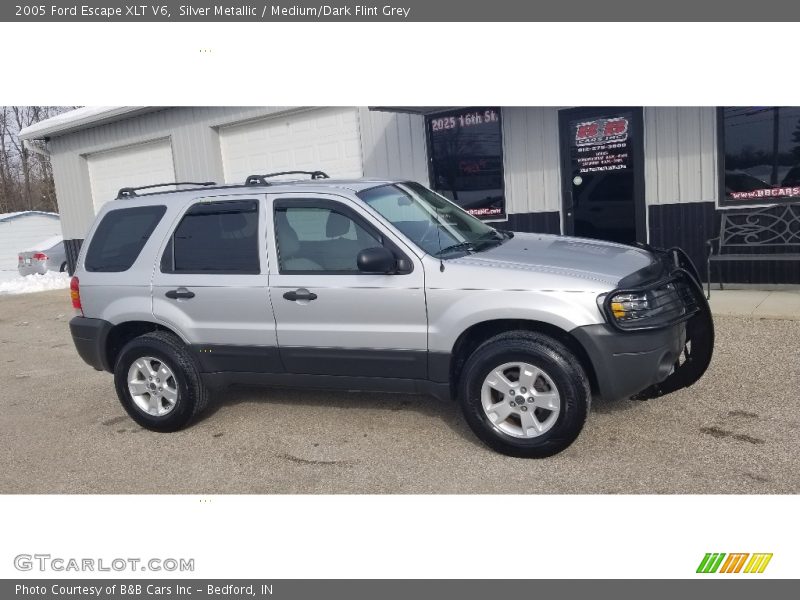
87 139 176 210
219 108 363 183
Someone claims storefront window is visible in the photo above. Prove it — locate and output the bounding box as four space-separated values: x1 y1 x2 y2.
720 107 800 206
426 107 505 219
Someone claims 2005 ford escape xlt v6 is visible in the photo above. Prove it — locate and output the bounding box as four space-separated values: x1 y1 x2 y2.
68 172 714 458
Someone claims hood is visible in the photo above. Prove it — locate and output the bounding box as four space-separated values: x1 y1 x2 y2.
451 232 657 287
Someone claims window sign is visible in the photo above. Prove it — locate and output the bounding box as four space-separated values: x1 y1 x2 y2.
571 116 632 174
720 107 800 207
427 108 505 220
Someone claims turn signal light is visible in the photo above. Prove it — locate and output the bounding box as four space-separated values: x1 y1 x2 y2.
610 301 627 319
70 276 83 314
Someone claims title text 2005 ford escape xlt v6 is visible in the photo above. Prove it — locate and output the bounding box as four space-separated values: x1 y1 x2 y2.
68 173 714 458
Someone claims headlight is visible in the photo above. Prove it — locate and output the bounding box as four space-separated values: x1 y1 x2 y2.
601 280 694 330
610 291 652 321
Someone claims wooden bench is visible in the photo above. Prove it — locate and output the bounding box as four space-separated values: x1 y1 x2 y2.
706 203 800 298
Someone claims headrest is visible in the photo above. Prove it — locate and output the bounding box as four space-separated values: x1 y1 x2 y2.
326 210 351 238
275 211 299 256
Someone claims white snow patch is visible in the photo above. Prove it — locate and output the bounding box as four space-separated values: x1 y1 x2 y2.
0 271 71 295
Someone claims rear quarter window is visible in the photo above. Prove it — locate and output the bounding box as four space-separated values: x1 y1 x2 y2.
84 205 166 272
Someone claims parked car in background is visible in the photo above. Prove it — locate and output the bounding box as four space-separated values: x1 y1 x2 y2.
18 237 67 276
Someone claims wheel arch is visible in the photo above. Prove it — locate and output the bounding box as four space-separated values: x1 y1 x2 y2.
448 319 599 399
104 320 184 372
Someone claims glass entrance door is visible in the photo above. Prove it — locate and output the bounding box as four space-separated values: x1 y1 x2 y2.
559 107 645 244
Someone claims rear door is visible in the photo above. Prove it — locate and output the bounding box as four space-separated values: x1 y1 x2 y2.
152 195 281 374
267 192 428 379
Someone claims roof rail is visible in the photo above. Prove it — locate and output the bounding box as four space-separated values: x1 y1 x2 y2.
244 171 330 186
116 181 217 199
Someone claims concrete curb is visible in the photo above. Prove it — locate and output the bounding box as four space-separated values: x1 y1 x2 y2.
709 290 800 320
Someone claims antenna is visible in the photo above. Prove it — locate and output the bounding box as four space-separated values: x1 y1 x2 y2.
435 201 445 272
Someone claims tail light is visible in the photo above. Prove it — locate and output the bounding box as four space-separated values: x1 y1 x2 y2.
18 255 23 264
33 252 48 261
70 276 83 314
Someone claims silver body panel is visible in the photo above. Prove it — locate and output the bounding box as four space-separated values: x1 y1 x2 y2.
150 194 277 347
265 192 427 352
73 178 656 366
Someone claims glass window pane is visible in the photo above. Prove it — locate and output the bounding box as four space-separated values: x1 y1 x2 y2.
722 107 800 205
276 207 381 272
85 205 166 272
168 200 260 274
427 108 505 220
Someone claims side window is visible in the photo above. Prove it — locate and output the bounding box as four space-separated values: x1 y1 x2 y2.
161 200 260 274
85 205 166 272
275 206 382 273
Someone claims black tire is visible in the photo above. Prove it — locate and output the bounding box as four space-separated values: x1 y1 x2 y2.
113 331 209 432
458 331 590 458
59 262 67 272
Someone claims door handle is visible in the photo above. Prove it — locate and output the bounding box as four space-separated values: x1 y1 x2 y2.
165 288 195 300
283 289 317 302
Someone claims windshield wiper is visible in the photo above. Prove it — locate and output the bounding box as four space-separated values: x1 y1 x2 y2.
435 230 506 257
435 240 479 256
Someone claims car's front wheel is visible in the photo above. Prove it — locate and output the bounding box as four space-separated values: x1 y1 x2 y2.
113 331 209 432
458 331 590 458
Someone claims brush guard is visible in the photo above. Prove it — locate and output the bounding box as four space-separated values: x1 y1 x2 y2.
632 247 715 399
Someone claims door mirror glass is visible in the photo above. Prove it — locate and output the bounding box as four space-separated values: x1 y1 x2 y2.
357 246 396 274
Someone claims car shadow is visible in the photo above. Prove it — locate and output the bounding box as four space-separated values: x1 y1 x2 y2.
198 386 643 449
198 384 487 450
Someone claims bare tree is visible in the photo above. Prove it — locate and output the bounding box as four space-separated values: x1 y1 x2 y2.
0 106 71 214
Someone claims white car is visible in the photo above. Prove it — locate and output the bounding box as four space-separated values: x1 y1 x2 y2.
18 237 67 276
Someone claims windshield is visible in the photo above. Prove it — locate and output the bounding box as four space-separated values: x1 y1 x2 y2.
357 182 506 256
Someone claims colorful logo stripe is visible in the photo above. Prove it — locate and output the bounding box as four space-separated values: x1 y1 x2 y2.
697 553 772 574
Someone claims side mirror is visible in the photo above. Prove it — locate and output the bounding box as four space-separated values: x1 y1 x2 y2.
357 246 396 274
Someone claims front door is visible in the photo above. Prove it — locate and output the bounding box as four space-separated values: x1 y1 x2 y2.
267 193 428 380
558 107 645 244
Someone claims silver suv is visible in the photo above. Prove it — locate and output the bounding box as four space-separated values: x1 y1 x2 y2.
69 172 714 457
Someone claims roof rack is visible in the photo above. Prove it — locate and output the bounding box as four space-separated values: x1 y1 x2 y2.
116 181 217 199
244 171 330 186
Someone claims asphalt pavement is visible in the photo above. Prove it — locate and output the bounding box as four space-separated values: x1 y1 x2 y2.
1 289 798 493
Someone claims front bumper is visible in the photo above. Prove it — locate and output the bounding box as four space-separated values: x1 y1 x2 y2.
69 316 113 371
574 246 714 401
572 322 687 401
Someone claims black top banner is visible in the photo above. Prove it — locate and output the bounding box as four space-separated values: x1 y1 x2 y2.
3 0 800 21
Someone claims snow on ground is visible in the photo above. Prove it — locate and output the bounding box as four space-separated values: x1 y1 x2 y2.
0 271 70 295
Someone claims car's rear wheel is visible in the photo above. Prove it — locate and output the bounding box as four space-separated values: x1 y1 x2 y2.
458 331 590 458
113 331 209 432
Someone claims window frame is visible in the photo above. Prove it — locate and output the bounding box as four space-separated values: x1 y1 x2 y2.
272 198 413 276
424 107 507 223
717 106 800 209
84 205 167 273
159 198 261 275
